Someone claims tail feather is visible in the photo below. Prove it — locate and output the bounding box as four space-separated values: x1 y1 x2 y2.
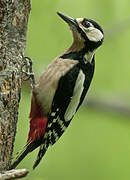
33 141 48 169
10 139 42 170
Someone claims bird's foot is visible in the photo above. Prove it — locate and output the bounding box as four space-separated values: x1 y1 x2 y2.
22 56 35 88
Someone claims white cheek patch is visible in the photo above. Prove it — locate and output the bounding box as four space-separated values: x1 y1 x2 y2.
86 28 103 42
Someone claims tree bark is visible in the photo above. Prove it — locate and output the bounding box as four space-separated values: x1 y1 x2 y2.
0 0 31 172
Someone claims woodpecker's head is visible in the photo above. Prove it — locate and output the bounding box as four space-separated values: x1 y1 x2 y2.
57 12 104 53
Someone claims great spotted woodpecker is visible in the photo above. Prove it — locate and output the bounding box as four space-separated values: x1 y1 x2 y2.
10 12 104 169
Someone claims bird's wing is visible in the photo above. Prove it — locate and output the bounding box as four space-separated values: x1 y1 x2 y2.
46 58 95 146
28 58 78 143
33 59 95 169
33 63 81 169
46 63 86 145
32 58 79 169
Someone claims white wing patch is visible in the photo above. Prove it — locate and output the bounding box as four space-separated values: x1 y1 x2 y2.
64 70 85 121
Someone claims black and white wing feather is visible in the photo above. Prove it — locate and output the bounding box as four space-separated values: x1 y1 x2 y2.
47 58 95 145
33 58 95 169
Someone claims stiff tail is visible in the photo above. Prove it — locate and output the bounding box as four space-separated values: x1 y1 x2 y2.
10 139 41 170
33 140 48 169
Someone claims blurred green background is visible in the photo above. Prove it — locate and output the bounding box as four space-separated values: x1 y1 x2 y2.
14 0 130 179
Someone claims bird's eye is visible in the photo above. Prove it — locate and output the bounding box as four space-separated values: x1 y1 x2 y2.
82 21 91 28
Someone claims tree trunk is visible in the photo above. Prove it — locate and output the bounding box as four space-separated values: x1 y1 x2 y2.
0 0 31 171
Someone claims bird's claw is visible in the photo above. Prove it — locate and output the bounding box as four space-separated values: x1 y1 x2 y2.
22 57 35 89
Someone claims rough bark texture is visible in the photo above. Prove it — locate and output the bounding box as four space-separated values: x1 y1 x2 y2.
0 0 31 171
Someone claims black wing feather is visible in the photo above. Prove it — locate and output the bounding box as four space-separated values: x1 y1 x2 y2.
46 58 95 145
46 64 80 144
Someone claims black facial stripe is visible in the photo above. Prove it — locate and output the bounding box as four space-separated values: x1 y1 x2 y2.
60 50 85 60
85 18 104 34
74 18 103 44
60 41 103 60
74 19 87 40
84 38 103 51
60 38 103 60
82 19 91 28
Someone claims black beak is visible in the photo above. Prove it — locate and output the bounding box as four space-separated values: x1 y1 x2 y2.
57 12 77 28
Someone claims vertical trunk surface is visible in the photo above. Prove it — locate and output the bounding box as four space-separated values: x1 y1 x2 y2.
0 0 31 170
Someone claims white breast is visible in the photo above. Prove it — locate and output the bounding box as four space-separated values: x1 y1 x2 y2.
64 70 85 121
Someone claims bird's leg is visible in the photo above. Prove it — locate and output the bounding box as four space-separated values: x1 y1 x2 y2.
22 56 35 89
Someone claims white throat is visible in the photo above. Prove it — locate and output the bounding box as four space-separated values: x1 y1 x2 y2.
84 51 95 63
